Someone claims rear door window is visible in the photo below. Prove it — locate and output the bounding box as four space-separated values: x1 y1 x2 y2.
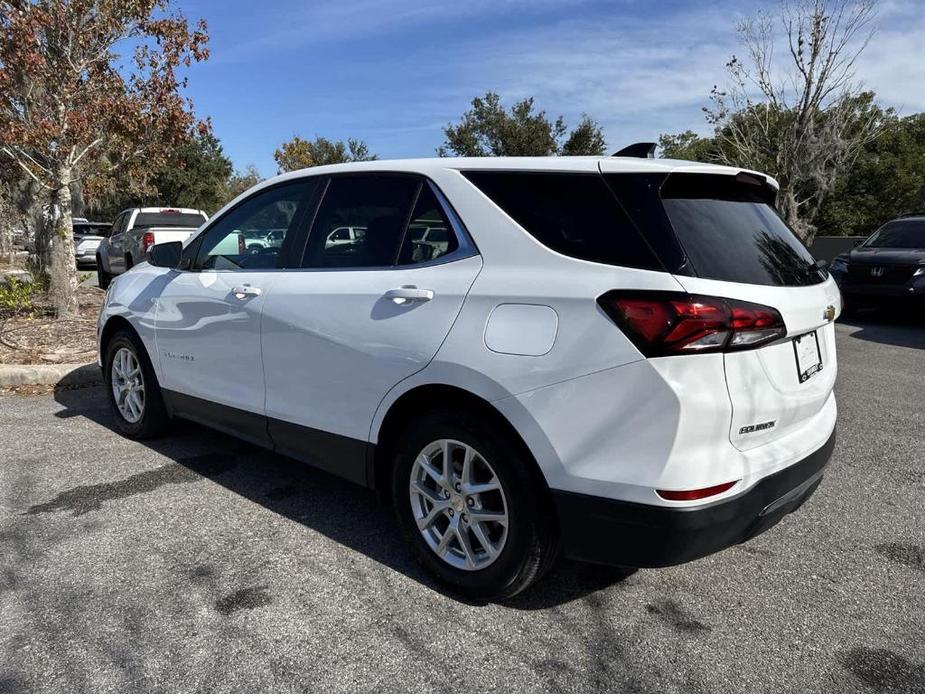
659 174 825 287
301 175 420 268
462 171 662 271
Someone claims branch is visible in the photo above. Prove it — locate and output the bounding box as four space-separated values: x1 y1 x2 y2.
0 147 53 189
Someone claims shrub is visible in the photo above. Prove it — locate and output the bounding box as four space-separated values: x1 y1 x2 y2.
0 277 42 317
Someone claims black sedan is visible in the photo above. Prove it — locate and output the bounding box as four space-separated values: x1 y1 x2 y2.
830 215 925 312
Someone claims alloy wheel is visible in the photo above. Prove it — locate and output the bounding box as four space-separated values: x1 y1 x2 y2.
111 347 145 423
409 439 509 571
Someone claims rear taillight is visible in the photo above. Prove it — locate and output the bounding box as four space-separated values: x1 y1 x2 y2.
142 231 155 253
598 291 786 356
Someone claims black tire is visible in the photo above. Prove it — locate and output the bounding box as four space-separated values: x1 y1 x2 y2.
97 258 112 290
103 328 169 439
391 410 558 600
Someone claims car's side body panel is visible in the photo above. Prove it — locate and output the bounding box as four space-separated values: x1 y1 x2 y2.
261 255 483 443
153 268 275 413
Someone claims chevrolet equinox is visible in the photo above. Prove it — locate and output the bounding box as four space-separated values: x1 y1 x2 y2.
98 154 840 598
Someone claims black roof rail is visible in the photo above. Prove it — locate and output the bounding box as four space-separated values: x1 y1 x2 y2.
612 142 656 159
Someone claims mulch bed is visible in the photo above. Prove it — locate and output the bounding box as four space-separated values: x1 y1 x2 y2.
0 285 103 365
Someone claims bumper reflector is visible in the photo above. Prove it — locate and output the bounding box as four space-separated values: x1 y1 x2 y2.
656 480 738 501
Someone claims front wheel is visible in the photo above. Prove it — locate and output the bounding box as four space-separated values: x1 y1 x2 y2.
391 411 558 600
103 329 168 439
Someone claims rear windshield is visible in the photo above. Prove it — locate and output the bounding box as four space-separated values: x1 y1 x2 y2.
658 174 825 287
72 223 110 236
861 219 925 249
462 171 662 270
133 211 205 229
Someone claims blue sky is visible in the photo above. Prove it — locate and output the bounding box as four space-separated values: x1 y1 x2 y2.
173 0 925 177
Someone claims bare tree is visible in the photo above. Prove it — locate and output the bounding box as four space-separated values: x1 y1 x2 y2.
706 0 884 242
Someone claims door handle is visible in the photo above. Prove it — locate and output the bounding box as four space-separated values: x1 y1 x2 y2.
384 286 434 304
232 285 262 299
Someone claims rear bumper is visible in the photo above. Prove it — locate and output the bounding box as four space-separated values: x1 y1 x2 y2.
552 428 835 567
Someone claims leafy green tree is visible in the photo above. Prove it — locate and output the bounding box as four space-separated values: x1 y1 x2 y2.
561 116 608 156
219 164 263 204
274 136 376 173
814 113 925 236
88 132 233 219
438 92 607 157
657 130 719 161
151 133 232 213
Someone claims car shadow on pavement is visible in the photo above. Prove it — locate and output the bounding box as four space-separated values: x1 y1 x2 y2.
52 386 633 609
838 311 925 349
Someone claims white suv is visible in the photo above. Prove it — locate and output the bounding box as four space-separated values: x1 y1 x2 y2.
97 155 840 598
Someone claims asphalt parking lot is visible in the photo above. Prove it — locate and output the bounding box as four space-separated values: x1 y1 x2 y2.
1 318 924 693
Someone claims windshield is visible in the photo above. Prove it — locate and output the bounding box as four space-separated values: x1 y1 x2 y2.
861 219 925 249
133 211 205 229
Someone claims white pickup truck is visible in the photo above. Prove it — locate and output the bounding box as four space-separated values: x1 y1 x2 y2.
96 207 208 289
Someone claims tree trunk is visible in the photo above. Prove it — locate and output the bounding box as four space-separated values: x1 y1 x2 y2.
48 170 79 318
776 182 815 244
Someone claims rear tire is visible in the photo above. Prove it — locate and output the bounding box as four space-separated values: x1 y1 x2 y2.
391 410 558 600
97 258 112 290
103 328 168 439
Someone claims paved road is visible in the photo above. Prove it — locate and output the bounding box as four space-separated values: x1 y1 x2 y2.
1 318 924 693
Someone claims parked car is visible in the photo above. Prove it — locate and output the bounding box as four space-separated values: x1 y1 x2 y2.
829 214 925 312
243 228 287 253
73 220 112 268
96 207 207 288
97 155 840 598
324 225 367 249
406 221 452 262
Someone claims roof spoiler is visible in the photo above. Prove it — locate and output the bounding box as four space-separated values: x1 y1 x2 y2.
612 142 656 159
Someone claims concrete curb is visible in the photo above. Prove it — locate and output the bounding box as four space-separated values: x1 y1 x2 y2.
0 362 101 387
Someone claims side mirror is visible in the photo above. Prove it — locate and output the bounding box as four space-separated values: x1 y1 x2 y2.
146 241 182 268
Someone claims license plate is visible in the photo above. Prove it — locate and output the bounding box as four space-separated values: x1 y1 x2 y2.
793 331 823 383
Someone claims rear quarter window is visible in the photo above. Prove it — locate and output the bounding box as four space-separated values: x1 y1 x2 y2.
463 171 663 271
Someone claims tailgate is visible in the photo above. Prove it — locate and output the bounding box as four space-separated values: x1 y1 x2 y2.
673 275 841 449
633 168 842 451
75 236 103 253
149 227 198 244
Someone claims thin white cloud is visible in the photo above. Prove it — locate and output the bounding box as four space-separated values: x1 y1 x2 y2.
205 0 925 169
212 0 597 65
